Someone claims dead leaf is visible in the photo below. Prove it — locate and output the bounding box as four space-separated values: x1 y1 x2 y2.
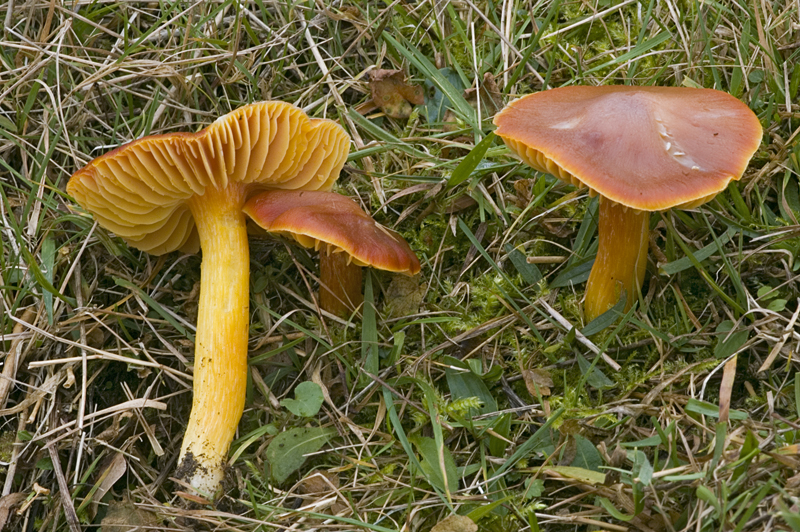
785 471 800 490
368 69 424 119
0 493 26 530
463 72 503 115
384 275 425 319
430 514 478 532
325 6 364 26
719 355 737 424
90 453 127 518
297 470 348 515
513 179 535 207
521 368 553 397
298 470 339 494
101 499 162 532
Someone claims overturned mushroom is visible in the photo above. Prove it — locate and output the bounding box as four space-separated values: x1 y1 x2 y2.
67 101 350 496
244 190 421 316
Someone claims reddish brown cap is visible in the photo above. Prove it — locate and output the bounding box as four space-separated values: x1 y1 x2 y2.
494 86 762 211
67 102 350 255
243 190 421 275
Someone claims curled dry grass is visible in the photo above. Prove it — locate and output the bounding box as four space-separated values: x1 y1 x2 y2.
1 0 800 530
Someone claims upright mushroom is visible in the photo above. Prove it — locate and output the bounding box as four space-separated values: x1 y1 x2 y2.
493 86 761 322
67 102 350 495
243 190 421 315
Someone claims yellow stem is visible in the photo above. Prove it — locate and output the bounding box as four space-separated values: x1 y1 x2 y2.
584 198 650 323
178 184 249 495
319 251 363 317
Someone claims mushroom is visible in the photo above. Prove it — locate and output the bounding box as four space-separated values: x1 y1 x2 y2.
67 101 350 496
493 86 762 322
243 190 421 316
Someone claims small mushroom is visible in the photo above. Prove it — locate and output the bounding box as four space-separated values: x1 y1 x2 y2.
243 190 421 316
67 102 350 496
494 86 762 322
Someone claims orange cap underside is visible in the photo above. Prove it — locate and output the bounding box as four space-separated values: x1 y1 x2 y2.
244 190 421 275
67 102 350 255
494 86 762 211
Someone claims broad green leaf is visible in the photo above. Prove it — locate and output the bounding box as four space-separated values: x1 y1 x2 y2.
42 234 55 325
577 354 614 389
659 227 738 275
631 450 653 486
598 497 636 521
504 243 542 285
714 320 749 359
424 67 465 123
686 398 747 420
411 435 459 494
445 368 497 416
467 496 514 521
280 382 324 417
448 133 495 189
572 435 603 472
550 259 593 288
581 294 626 336
542 466 605 485
361 273 379 385
522 478 544 500
266 427 333 483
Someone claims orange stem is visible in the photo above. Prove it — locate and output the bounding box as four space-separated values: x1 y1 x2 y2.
584 198 650 323
319 251 363 317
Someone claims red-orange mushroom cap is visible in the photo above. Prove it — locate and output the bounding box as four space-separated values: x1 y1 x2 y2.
244 190 420 275
494 85 762 211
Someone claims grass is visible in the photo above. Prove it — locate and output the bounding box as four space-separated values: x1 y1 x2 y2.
1 0 800 530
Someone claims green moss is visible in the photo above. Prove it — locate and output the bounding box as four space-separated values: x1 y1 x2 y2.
0 432 13 462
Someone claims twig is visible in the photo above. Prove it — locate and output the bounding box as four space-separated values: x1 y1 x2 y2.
46 444 80 532
539 300 622 371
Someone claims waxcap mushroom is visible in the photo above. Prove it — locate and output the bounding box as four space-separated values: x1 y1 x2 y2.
67 101 350 496
244 189 420 315
68 101 349 255
494 86 762 321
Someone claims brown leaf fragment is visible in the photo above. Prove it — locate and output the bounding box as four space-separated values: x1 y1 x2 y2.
384 275 425 319
463 72 504 115
513 179 535 207
325 6 363 25
521 368 553 397
719 355 737 424
785 471 800 491
100 499 162 532
298 470 340 494
446 195 477 215
90 453 127 519
369 69 424 119
430 514 478 532
0 493 27 530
